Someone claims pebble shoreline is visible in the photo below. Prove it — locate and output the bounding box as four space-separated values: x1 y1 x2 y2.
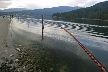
0 44 43 72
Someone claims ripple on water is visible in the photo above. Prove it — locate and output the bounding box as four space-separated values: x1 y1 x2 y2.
12 18 108 71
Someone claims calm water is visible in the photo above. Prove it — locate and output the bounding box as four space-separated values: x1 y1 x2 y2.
74 19 108 39
10 17 108 72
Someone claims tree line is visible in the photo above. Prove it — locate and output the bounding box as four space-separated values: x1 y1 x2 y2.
52 1 108 20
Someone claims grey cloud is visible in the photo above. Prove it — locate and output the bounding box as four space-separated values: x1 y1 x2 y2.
0 1 12 9
0 0 11 1
68 0 107 7
19 3 42 9
79 0 99 7
68 0 87 6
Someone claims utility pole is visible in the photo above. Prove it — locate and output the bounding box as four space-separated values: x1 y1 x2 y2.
42 15 44 40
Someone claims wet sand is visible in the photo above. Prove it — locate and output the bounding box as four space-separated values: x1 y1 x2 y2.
0 16 19 71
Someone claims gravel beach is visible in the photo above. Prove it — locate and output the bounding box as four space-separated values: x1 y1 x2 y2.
0 16 19 71
0 16 46 72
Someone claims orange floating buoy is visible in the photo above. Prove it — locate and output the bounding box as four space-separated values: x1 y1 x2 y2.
91 56 94 60
79 43 82 46
89 54 92 57
101 67 106 72
83 48 86 50
81 46 84 48
84 48 87 50
85 51 87 52
94 59 98 63
85 49 87 52
97 63 101 67
87 51 89 54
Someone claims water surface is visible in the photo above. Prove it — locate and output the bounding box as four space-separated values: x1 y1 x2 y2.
10 17 108 71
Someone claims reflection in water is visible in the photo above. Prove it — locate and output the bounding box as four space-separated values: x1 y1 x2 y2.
77 19 108 38
10 17 108 71
54 18 108 39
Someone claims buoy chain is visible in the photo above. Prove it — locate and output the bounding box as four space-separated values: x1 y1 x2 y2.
44 20 107 72
61 26 107 72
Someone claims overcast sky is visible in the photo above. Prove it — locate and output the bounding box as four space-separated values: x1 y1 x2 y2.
0 0 107 10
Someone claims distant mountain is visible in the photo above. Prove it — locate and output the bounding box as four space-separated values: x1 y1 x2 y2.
14 6 81 16
0 8 28 12
52 1 108 20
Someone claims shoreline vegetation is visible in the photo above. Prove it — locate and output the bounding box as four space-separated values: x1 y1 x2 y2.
52 16 108 22
52 18 108 23
52 1 108 22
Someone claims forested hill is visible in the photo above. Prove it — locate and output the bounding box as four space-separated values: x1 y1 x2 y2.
7 6 80 16
52 1 108 20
